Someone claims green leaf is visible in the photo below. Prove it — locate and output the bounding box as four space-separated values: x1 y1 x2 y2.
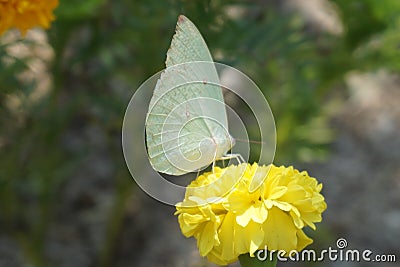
239 253 277 267
55 0 106 19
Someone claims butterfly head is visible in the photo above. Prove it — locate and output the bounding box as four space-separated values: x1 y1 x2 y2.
212 133 235 160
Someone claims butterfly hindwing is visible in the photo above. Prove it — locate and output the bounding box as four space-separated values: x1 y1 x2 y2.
146 15 231 175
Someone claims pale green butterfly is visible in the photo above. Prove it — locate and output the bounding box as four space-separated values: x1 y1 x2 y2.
145 15 240 175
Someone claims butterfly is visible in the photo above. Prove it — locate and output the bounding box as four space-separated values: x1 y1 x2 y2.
145 15 239 175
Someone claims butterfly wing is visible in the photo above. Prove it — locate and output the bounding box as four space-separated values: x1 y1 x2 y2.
146 15 232 175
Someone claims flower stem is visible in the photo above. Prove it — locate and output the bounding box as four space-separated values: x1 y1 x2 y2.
239 252 277 267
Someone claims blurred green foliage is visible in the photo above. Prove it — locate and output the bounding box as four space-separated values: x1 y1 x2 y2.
0 0 399 266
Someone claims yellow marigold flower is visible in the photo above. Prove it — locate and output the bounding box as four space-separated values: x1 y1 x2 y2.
175 163 327 265
0 0 59 35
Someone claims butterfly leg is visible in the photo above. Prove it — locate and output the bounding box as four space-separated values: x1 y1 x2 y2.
212 150 217 175
217 153 245 165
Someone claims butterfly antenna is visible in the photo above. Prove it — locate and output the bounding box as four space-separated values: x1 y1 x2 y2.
234 138 266 145
238 154 245 163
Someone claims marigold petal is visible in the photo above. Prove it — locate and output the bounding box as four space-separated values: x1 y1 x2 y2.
234 220 264 256
236 205 254 227
225 190 251 212
257 202 269 223
290 210 304 229
302 212 323 230
269 186 288 199
262 207 297 251
264 199 274 209
219 212 236 260
296 229 314 251
279 185 306 203
198 222 217 256
248 224 264 256
272 200 292 211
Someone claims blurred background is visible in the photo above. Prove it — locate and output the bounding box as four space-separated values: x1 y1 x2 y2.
0 0 399 266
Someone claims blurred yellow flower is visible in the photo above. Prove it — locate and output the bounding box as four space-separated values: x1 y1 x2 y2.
175 163 327 265
0 0 59 35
